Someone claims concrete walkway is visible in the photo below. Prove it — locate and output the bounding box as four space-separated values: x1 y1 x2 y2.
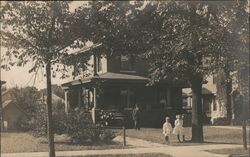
1 136 243 157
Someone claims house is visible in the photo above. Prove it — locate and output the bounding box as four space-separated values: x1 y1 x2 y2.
182 86 215 124
183 73 247 125
1 90 28 131
61 43 190 127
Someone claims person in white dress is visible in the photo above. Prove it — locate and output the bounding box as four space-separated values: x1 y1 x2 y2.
162 117 173 144
173 114 185 142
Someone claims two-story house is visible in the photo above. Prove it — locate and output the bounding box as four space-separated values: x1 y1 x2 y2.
61 43 190 127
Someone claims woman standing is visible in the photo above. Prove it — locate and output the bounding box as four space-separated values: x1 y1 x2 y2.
132 104 140 130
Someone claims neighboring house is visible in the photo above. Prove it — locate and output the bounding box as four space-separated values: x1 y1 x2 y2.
1 91 28 131
183 76 224 124
183 74 244 125
182 86 215 124
62 44 190 127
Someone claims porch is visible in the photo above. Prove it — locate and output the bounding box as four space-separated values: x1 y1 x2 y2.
62 72 190 127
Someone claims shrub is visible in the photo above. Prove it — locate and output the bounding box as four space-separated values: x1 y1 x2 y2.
99 110 115 126
24 104 47 137
25 106 115 144
65 108 115 144
23 104 67 137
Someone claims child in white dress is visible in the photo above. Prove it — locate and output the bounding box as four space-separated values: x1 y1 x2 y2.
173 114 185 142
162 117 173 144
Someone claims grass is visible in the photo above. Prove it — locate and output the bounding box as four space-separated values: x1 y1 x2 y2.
206 148 250 157
60 153 172 157
124 126 249 146
1 132 128 153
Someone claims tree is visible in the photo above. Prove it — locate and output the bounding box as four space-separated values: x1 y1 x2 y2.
1 2 90 156
9 86 41 117
77 1 248 142
137 1 248 142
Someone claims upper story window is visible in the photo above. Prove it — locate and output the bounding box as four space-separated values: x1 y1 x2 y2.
121 54 134 71
97 56 102 72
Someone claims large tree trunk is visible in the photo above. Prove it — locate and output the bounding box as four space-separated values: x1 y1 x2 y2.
46 62 55 157
191 76 204 143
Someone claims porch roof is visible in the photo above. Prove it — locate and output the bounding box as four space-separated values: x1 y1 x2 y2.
61 72 149 87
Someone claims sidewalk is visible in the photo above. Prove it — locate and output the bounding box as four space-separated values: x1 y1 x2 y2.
1 136 242 157
209 125 250 130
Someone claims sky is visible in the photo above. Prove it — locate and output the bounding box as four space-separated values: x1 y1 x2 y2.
1 1 86 90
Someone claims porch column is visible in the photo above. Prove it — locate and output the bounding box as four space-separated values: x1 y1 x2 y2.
92 87 99 124
64 91 69 114
93 87 97 108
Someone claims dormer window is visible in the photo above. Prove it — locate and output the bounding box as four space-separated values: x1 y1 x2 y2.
121 54 134 71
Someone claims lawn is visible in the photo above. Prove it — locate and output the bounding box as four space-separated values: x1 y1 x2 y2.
124 126 249 146
1 132 127 153
61 153 172 157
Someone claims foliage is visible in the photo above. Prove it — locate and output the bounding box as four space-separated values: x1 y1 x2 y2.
98 110 115 127
65 108 115 144
75 1 249 142
1 1 90 74
26 107 115 144
8 86 41 117
1 2 91 155
24 104 47 137
21 104 66 137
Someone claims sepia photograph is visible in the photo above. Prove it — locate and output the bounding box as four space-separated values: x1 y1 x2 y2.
0 1 249 157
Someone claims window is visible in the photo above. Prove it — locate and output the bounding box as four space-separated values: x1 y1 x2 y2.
121 54 134 71
96 56 102 72
120 89 135 109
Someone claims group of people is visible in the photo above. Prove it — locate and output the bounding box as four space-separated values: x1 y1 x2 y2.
163 114 185 144
132 104 186 144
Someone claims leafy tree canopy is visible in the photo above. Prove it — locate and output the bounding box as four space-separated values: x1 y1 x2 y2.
1 1 91 78
8 86 41 116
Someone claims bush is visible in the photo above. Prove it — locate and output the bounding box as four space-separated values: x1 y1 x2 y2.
65 108 115 144
24 105 115 144
22 104 47 137
99 110 115 126
21 104 67 137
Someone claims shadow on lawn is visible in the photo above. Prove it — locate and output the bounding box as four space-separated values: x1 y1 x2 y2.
40 139 119 146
